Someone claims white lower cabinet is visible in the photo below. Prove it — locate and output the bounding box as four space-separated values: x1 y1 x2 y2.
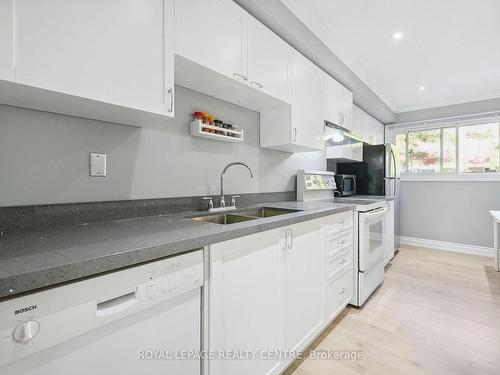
208 212 354 375
285 220 324 353
325 268 352 321
209 228 285 375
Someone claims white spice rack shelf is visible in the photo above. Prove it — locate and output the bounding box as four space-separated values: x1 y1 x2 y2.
190 120 244 143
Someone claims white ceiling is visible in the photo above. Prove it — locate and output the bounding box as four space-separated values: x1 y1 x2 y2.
282 0 500 113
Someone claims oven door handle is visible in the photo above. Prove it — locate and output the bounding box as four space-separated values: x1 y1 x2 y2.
363 206 388 218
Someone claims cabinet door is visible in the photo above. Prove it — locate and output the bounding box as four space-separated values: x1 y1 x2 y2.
324 74 353 131
286 220 324 352
339 85 354 132
352 105 364 139
375 121 385 145
175 0 247 84
247 17 292 103
210 229 285 375
291 51 324 151
14 0 170 115
0 0 14 80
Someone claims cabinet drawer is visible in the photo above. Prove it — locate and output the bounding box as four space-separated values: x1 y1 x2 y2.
325 268 352 322
325 247 352 280
325 229 353 258
325 212 353 235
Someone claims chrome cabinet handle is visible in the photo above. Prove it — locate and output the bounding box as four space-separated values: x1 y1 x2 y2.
287 228 293 250
168 88 174 113
338 288 346 294
338 240 346 245
232 72 248 81
338 259 346 265
339 219 345 224
292 128 297 142
338 113 344 124
281 230 288 253
249 81 264 89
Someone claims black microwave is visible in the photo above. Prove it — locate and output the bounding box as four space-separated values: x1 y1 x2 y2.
334 174 357 196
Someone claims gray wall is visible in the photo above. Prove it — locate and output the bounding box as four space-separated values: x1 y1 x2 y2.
234 0 395 124
400 181 500 247
0 86 325 207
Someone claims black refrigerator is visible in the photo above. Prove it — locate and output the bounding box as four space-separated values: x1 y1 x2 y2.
332 143 400 251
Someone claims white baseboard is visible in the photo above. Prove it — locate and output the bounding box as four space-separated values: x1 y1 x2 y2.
400 236 494 258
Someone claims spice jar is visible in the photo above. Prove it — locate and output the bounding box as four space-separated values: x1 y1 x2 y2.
207 115 215 133
214 120 223 135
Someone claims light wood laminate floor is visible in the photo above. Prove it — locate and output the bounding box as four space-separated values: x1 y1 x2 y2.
286 246 500 375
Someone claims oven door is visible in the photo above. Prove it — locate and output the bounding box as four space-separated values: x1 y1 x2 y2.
358 206 387 272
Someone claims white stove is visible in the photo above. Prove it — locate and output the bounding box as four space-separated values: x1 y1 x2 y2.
297 170 387 307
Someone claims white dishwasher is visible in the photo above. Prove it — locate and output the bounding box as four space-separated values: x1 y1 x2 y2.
0 250 203 375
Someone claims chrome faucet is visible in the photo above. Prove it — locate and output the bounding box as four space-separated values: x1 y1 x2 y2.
220 162 254 208
203 161 255 212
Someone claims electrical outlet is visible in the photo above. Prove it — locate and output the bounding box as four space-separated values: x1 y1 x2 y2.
89 153 106 177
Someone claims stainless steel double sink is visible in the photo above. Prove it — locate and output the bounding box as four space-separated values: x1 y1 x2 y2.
189 207 302 225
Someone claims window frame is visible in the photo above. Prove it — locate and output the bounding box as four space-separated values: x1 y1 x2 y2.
394 118 500 181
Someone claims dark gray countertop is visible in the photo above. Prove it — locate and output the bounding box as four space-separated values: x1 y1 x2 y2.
0 201 354 299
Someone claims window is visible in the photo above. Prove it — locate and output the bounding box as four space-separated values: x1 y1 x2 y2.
394 118 500 175
459 123 498 173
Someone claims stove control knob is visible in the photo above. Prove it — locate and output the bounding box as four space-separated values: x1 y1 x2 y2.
12 320 40 343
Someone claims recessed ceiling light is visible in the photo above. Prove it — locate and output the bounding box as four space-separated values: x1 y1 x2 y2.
419 86 426 91
393 31 404 40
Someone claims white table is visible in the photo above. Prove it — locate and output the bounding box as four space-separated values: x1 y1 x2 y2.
489 210 500 271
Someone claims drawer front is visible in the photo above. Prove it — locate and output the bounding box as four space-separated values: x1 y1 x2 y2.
325 268 352 321
325 247 352 280
325 229 353 258
325 211 353 235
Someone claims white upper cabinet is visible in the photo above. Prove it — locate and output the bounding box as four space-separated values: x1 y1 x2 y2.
14 0 172 117
324 73 353 131
175 0 247 83
0 0 13 81
175 0 291 110
354 105 385 145
0 0 174 126
291 50 325 151
260 51 324 152
247 17 292 103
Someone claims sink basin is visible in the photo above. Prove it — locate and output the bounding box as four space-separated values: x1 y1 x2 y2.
235 207 302 218
190 207 301 225
191 213 257 225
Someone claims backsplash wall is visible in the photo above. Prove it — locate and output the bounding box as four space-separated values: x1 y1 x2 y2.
0 86 325 207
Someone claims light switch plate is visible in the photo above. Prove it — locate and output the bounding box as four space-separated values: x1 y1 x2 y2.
89 153 106 177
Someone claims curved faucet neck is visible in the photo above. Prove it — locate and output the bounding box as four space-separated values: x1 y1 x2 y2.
220 162 255 198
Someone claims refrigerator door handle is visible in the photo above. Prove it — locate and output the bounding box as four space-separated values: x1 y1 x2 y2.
391 147 400 178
